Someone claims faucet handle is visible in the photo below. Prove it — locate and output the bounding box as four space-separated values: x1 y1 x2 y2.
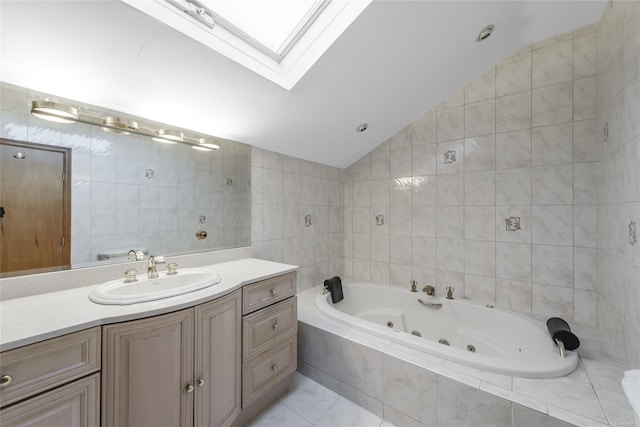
410 280 418 292
124 269 138 283
167 263 178 275
152 255 166 265
446 287 455 300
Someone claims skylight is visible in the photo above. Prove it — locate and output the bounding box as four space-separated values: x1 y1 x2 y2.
199 0 328 60
122 0 371 89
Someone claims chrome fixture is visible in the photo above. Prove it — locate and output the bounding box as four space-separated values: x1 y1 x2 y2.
196 230 208 240
148 255 166 279
555 339 566 358
446 287 455 300
29 100 220 152
128 249 145 261
423 285 435 296
31 100 79 123
438 338 450 346
418 299 442 309
411 330 422 337
386 321 394 328
153 128 184 143
101 116 139 135
123 269 138 283
167 263 178 275
476 24 495 42
467 344 476 353
356 123 368 133
410 280 418 292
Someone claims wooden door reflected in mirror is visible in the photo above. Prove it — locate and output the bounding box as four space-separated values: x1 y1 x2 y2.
0 139 71 276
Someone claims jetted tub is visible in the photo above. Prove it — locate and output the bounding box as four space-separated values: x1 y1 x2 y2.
315 282 578 378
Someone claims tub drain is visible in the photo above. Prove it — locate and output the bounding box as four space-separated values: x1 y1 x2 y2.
439 339 449 345
467 345 476 353
411 330 422 337
387 321 394 328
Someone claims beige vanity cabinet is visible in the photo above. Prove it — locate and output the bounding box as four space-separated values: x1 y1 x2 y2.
241 272 297 407
102 290 241 427
0 327 101 427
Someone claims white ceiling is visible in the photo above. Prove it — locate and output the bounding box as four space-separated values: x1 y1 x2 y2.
0 1 604 168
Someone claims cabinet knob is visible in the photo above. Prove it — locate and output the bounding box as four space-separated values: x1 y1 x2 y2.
270 289 277 296
0 374 13 387
272 323 279 331
185 384 195 393
197 378 206 387
271 364 278 372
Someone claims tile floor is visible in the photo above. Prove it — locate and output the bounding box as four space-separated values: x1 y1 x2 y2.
245 372 396 427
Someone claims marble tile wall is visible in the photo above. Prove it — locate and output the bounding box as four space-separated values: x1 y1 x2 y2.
250 147 345 291
596 0 640 369
0 85 251 266
343 25 600 324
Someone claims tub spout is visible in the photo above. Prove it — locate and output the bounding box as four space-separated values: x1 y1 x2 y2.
418 299 442 309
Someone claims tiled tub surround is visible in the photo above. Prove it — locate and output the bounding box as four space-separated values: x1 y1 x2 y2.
0 85 251 266
343 25 601 325
250 148 345 291
595 1 640 370
297 287 638 427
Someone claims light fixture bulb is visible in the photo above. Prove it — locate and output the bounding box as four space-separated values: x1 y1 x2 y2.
192 145 213 152
195 138 220 150
153 128 184 143
31 100 79 124
101 117 139 135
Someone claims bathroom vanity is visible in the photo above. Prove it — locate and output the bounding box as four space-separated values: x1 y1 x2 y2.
0 258 297 427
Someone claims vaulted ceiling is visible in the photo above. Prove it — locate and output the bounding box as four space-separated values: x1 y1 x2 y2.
0 1 604 168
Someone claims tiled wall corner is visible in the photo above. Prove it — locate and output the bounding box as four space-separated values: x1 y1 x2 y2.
343 24 601 325
596 0 640 369
250 147 345 291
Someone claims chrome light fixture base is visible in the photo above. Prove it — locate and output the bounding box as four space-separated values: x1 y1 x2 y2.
31 100 79 123
153 128 184 144
101 117 139 135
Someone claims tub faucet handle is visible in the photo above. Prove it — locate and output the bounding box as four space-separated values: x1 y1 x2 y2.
423 285 435 296
124 269 138 283
446 287 455 300
410 280 418 292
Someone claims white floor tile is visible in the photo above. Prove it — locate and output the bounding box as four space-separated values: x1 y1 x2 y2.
314 397 384 427
245 401 312 427
279 372 340 423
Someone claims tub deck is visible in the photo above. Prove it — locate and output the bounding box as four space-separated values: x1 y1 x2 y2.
297 286 638 427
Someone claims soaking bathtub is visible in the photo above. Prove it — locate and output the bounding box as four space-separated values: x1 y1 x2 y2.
315 282 578 378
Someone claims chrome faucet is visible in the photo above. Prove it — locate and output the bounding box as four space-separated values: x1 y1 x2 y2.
148 255 165 279
410 280 418 292
423 285 435 296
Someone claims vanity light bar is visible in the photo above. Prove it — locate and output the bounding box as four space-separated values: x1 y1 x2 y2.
30 100 219 150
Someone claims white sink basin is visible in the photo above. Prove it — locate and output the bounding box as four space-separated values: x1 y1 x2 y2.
89 269 221 305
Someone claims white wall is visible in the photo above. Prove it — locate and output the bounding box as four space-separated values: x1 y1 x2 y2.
596 0 640 369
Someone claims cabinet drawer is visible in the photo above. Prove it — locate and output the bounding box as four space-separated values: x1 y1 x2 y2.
243 297 297 360
0 327 100 408
242 272 296 315
0 373 100 427
242 336 296 407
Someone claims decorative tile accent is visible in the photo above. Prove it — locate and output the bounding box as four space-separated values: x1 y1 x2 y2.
505 216 521 231
444 150 457 164
144 168 155 179
375 214 385 226
305 214 313 227
629 221 637 245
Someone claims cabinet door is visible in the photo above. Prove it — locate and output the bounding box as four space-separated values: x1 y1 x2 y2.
195 290 241 427
102 309 194 427
0 373 99 427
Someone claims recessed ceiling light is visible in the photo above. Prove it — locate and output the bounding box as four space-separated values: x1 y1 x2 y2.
476 24 495 42
356 123 368 133
31 100 79 123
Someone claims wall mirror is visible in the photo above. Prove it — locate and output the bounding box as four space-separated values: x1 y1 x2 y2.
0 83 251 277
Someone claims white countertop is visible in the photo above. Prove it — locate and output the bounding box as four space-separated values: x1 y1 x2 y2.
0 258 297 352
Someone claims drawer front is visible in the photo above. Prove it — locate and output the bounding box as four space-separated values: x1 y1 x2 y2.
0 373 100 427
242 272 296 315
243 297 297 360
242 336 296 407
0 327 100 408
